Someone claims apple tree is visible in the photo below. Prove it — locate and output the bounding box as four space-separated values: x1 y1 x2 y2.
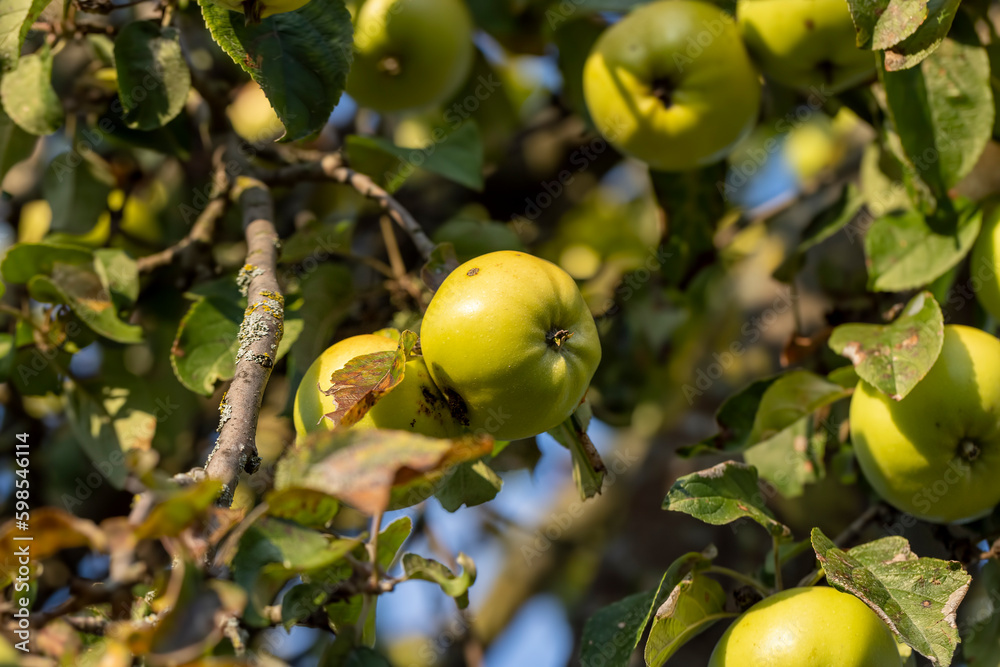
0 0 999 664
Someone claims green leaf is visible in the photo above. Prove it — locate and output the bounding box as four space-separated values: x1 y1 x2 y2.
28 265 143 343
279 219 353 264
265 488 340 529
651 164 726 287
880 19 993 211
773 184 864 282
0 242 92 283
64 381 155 489
747 370 851 445
811 528 970 666
678 377 778 457
962 558 1000 665
375 516 411 570
579 551 714 667
199 0 353 142
0 46 63 135
644 573 732 667
233 517 360 626
0 0 51 72
580 590 656 667
547 411 605 500
401 552 476 609
882 0 962 71
744 417 825 498
434 459 503 511
345 122 484 192
113 22 191 130
847 0 928 50
93 248 139 308
829 291 943 400
170 291 244 395
42 152 115 235
663 461 791 539
281 582 327 630
0 104 36 179
864 203 981 292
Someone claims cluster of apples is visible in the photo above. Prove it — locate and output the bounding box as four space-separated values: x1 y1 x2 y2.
294 251 602 443
583 0 873 171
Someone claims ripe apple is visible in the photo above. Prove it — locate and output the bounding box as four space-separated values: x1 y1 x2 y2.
345 0 474 112
970 205 1000 320
582 0 762 172
419 251 602 441
737 0 875 93
293 334 459 441
850 324 1000 523
709 586 902 666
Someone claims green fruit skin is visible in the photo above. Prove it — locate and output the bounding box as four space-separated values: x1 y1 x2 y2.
850 325 1000 523
709 587 902 667
971 206 1000 320
582 0 762 172
432 219 525 264
293 334 459 441
737 0 875 93
345 0 474 112
420 251 602 441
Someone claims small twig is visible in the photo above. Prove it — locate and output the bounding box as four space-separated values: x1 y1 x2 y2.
705 565 771 596
259 154 436 260
833 503 886 548
203 178 282 507
772 535 783 591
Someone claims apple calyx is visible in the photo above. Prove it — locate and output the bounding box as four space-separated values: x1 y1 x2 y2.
378 56 403 77
650 77 675 108
959 439 982 462
547 328 575 349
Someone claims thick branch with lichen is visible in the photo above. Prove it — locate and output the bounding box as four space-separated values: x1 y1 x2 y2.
204 178 283 506
259 153 437 260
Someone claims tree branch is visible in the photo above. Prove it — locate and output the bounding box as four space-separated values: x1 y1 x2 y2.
259 153 436 261
204 178 283 507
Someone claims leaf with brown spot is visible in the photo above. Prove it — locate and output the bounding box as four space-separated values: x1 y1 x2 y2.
320 329 417 429
275 429 494 515
811 528 970 666
828 291 943 400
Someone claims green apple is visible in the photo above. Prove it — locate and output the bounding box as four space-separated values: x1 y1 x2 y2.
582 0 762 172
850 324 1000 523
970 205 1000 320
293 334 460 441
709 586 902 666
345 0 474 112
420 251 602 441
737 0 875 93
